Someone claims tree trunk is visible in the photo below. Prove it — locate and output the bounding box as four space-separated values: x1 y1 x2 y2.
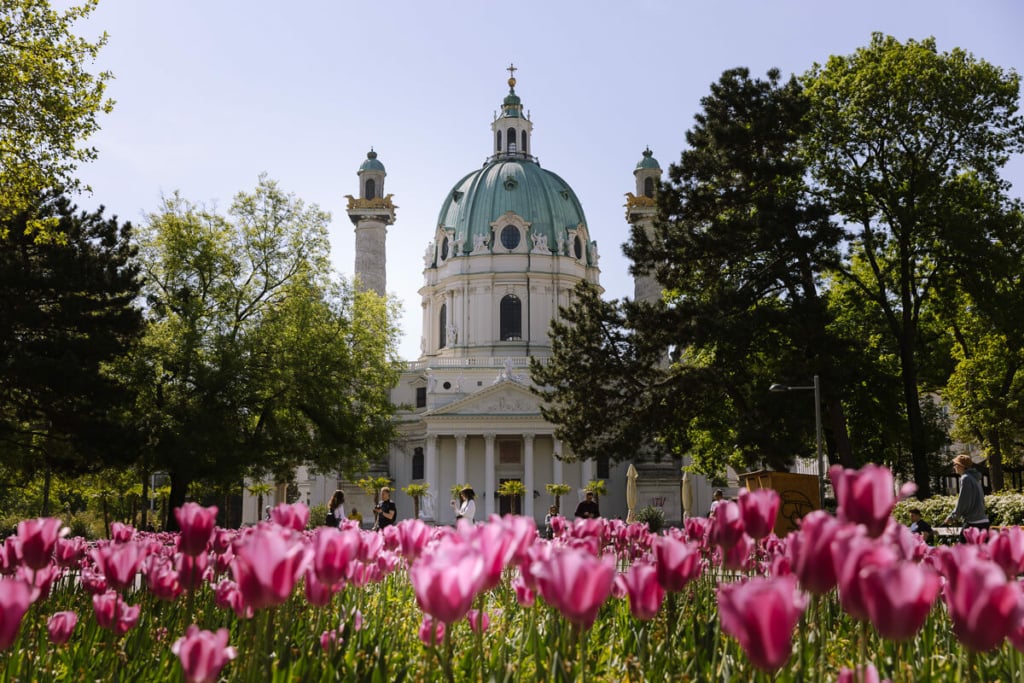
101 496 110 539
413 497 421 520
825 395 855 468
899 337 932 498
989 432 1004 492
140 473 150 530
42 464 52 517
165 471 190 532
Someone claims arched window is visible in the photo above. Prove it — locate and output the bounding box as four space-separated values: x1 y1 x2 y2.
644 177 654 198
500 295 522 341
441 236 449 260
507 127 517 153
439 303 447 349
521 129 527 154
573 235 583 260
412 447 425 480
496 130 502 152
365 178 376 200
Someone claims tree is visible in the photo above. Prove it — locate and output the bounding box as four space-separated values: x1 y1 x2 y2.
402 482 429 521
804 34 1024 497
545 483 570 513
0 194 144 513
127 177 402 528
0 0 113 239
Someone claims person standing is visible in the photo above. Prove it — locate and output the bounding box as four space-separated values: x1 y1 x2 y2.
326 490 345 527
708 490 725 517
943 454 989 539
373 487 397 530
574 491 600 519
451 487 477 523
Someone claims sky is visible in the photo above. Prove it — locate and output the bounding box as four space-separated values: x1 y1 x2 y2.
66 1 1024 360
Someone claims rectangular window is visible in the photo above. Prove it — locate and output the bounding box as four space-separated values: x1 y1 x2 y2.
499 441 521 465
597 454 610 480
415 387 426 408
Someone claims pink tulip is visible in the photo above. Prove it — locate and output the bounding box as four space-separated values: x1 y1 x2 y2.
16 517 67 570
830 464 895 538
653 536 702 593
356 529 384 563
54 536 88 568
110 522 136 543
320 628 340 652
47 611 78 645
409 538 484 624
859 561 940 641
176 551 210 592
303 569 336 607
1 537 20 575
418 614 446 646
91 542 145 592
837 663 890 683
175 503 219 556
721 534 754 572
620 562 664 620
718 575 807 672
467 609 491 633
313 527 359 587
530 546 615 629
940 547 1024 652
0 578 33 650
270 502 309 531
146 558 183 602
465 522 517 591
512 574 535 607
17 562 62 602
963 527 989 545
92 591 141 635
709 501 745 550
739 489 780 541
80 566 108 594
787 510 842 595
231 527 310 611
832 531 898 621
172 625 237 683
395 519 432 563
989 526 1024 579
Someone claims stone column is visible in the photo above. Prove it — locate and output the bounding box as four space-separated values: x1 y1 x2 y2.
484 433 496 517
455 434 467 488
426 435 439 520
553 437 564 484
581 458 594 490
523 433 535 518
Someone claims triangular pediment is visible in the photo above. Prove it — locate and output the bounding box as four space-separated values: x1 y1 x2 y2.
426 380 541 417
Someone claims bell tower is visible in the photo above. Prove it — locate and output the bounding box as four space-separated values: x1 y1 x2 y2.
625 147 662 304
347 149 396 296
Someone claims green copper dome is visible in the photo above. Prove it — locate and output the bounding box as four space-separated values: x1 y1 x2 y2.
636 147 660 170
359 149 386 172
435 158 587 258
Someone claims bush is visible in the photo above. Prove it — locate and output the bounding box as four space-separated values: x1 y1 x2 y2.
308 503 329 529
634 506 665 533
893 491 1024 527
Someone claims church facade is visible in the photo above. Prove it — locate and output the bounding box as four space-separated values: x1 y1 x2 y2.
247 71 716 526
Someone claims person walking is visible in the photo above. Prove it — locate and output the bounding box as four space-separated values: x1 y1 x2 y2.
326 490 345 527
942 454 990 540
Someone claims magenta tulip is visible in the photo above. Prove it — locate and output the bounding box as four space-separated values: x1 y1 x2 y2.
303 569 336 607
466 609 491 633
90 541 145 592
175 503 218 556
830 464 895 538
409 538 484 624
418 614 446 646
512 574 535 607
0 578 33 650
620 561 665 620
859 561 940 641
92 591 141 635
312 527 359 587
231 527 310 611
47 611 78 645
941 549 1024 652
837 663 890 683
395 519 432 563
832 531 898 621
718 575 807 672
652 535 702 593
721 533 754 572
739 489 780 541
109 522 135 543
787 510 842 595
709 501 745 550
172 625 237 683
15 517 67 570
54 536 88 568
270 502 309 531
988 526 1024 579
530 546 615 629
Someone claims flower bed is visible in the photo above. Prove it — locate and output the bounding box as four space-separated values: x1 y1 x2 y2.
2 465 1024 682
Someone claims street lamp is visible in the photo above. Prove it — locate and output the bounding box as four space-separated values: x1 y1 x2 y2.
770 374 825 509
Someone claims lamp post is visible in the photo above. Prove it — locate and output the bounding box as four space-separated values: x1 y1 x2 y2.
770 374 825 508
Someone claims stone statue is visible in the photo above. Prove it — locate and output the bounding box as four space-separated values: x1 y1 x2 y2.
420 336 426 353
473 233 489 254
531 232 549 253
423 242 435 267
425 369 437 393
589 241 600 264
494 357 524 384
556 234 565 256
455 373 465 392
452 238 464 257
446 323 457 345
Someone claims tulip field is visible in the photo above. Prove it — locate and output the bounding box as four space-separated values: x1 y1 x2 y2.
3 464 1024 682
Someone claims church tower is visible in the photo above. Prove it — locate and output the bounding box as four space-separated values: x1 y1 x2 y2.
625 147 662 304
347 149 396 296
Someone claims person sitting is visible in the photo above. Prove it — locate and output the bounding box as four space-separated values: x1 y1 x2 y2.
347 507 363 525
574 492 600 519
908 508 934 544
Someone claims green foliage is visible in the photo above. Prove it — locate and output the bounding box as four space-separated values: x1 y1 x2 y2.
497 480 526 498
634 505 665 533
308 503 328 528
584 480 607 497
0 0 113 239
894 492 1024 527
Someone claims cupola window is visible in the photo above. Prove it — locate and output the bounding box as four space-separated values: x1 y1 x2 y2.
365 178 376 200
573 235 583 260
521 130 527 153
441 236 449 260
644 177 654 198
500 225 520 250
496 130 502 152
500 295 522 341
439 303 447 349
507 127 517 153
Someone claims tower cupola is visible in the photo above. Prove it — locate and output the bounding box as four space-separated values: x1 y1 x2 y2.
491 64 534 161
346 149 396 296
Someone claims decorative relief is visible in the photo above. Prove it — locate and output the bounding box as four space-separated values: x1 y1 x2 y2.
480 396 534 412
345 194 396 211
